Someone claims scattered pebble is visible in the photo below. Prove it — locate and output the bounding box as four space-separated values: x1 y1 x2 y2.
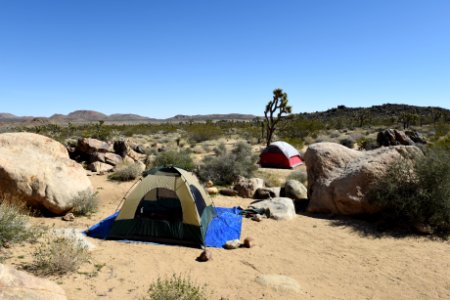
243 237 255 248
62 213 75 222
224 239 242 249
197 249 212 262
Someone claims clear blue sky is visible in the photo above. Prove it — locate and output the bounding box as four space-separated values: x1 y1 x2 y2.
0 0 449 118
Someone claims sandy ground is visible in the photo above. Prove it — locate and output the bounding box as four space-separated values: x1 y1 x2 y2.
5 173 450 300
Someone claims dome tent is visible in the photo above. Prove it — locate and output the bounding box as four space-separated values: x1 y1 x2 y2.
259 141 303 169
106 166 216 247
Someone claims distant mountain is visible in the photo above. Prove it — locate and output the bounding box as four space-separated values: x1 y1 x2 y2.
108 113 159 122
167 113 257 122
0 113 17 119
66 110 108 121
0 110 256 124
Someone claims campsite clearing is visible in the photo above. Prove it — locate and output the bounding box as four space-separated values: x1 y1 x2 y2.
7 173 449 300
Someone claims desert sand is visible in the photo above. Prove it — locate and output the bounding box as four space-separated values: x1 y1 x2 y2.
6 171 450 300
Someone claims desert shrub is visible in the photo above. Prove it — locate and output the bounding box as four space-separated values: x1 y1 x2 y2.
108 163 143 181
368 148 450 235
29 232 90 276
198 142 258 185
186 123 223 144
357 137 379 150
142 273 207 300
339 138 354 148
0 201 35 247
286 171 308 185
71 190 98 216
282 137 304 150
153 150 195 171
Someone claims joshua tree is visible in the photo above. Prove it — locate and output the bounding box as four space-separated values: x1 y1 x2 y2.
399 112 419 129
264 88 292 146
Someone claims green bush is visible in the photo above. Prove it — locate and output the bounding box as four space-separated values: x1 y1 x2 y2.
71 190 98 216
198 142 258 185
153 150 195 171
142 273 207 300
108 163 143 181
0 201 35 247
186 123 223 144
29 232 90 276
368 148 450 235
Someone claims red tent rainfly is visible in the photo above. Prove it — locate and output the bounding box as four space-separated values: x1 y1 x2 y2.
259 141 303 169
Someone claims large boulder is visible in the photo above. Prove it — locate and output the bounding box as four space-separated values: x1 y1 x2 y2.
0 264 67 299
87 161 114 173
304 142 422 215
76 138 110 154
233 176 264 198
284 180 308 201
0 133 93 215
250 197 296 220
104 152 123 166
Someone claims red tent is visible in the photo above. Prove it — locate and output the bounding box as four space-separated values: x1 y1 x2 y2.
259 141 303 169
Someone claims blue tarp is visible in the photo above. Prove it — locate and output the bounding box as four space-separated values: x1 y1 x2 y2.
85 207 242 248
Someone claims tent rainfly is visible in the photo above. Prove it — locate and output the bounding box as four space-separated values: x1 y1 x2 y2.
259 141 303 169
106 166 216 247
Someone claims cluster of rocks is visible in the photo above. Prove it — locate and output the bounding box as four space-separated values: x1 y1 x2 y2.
66 138 146 173
377 129 426 147
207 176 308 222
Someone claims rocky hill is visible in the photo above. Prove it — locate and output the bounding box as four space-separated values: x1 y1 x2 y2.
298 104 450 120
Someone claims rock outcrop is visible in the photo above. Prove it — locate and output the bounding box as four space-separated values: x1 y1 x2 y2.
0 133 93 214
0 264 67 299
250 197 296 220
377 129 426 147
304 142 422 215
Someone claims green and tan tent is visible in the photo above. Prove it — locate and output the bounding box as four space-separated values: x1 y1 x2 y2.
107 166 216 247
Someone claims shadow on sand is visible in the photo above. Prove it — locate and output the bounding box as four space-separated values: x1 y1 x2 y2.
293 200 442 239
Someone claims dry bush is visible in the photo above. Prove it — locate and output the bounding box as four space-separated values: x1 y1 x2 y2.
286 171 308 185
71 190 98 216
198 142 258 185
369 147 450 235
0 201 33 247
152 150 195 171
142 273 207 300
108 163 143 181
29 232 90 276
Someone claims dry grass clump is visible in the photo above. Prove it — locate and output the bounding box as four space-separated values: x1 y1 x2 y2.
28 232 90 276
108 162 143 181
255 170 284 187
0 201 36 247
286 171 308 185
71 190 99 216
142 273 207 300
